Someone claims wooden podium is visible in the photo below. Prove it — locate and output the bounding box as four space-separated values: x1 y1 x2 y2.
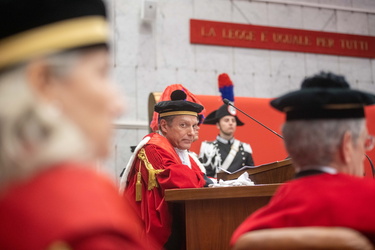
217 158 295 184
165 160 295 249
165 184 280 250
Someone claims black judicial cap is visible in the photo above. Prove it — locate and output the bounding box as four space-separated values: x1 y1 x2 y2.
203 104 244 126
271 72 375 121
0 0 108 70
155 90 204 118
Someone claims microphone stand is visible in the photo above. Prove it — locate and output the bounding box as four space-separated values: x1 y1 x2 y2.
223 98 284 139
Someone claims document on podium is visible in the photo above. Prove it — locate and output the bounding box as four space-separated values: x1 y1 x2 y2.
219 165 256 174
219 158 292 175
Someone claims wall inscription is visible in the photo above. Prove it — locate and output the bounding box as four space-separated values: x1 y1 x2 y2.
190 19 375 58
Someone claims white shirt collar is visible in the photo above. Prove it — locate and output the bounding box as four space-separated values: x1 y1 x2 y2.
301 166 338 175
174 148 191 169
319 166 338 174
216 135 235 144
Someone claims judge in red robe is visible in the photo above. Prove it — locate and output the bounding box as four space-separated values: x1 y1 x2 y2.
120 90 210 249
231 172 375 246
231 72 375 247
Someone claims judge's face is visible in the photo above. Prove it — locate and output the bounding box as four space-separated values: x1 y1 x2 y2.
217 115 237 137
36 48 123 158
161 115 198 150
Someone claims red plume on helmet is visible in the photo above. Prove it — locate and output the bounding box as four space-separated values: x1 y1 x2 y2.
202 73 244 126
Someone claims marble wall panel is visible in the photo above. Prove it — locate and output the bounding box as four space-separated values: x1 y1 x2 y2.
175 69 219 95
193 0 232 22
269 51 306 78
136 22 158 69
194 44 234 73
113 66 137 120
336 10 368 34
112 0 141 68
156 1 195 70
268 74 296 97
252 67 309 97
301 7 337 32
154 67 180 88
338 57 373 89
229 71 257 97
273 0 319 4
251 73 283 97
135 67 159 121
304 53 340 76
267 3 303 28
233 48 272 76
352 0 375 10
319 0 352 8
369 14 375 36
232 1 268 25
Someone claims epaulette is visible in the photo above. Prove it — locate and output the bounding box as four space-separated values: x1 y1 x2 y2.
242 142 253 154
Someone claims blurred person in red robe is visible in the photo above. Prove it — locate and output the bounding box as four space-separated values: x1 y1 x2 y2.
231 72 375 248
0 0 148 249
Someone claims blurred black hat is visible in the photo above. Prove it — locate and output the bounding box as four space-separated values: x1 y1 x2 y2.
155 90 204 118
271 72 375 121
203 104 244 126
0 0 108 70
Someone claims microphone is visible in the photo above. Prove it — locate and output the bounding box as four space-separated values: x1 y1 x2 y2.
223 98 284 139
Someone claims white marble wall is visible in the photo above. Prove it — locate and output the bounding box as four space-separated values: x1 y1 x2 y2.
101 0 375 182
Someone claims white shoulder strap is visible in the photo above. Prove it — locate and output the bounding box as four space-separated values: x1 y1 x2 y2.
118 136 151 194
220 139 240 171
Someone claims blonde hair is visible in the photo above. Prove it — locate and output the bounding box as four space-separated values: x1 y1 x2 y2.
0 51 94 185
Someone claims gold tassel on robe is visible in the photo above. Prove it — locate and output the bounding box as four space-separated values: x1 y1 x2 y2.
135 163 142 201
135 148 164 201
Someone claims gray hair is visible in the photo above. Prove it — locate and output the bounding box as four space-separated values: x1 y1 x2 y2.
282 118 365 170
157 115 177 133
0 50 93 185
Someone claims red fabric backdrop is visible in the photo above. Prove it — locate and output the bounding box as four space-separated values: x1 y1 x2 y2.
189 95 375 178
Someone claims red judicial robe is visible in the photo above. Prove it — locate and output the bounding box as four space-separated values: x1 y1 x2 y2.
124 133 206 249
231 173 375 246
0 163 148 250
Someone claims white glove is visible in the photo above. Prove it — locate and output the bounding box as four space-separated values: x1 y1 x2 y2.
209 172 255 187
